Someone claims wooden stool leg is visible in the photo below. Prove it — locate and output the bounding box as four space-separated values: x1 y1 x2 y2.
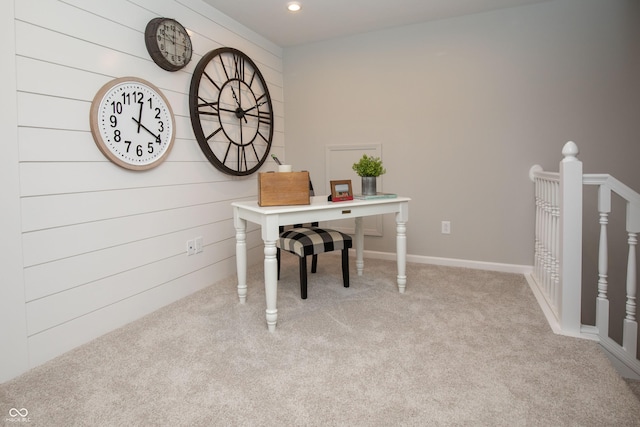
277 248 281 280
299 256 308 299
311 254 318 273
342 248 350 288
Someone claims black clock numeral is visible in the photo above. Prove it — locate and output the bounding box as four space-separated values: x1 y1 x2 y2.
248 141 261 163
124 141 131 152
206 127 223 141
237 144 248 171
197 98 219 116
113 129 121 142
147 97 153 110
110 115 117 127
233 54 245 81
257 130 270 143
203 71 222 92
111 101 122 114
222 141 233 164
148 142 154 154
258 113 272 126
248 70 256 88
157 121 164 133
136 145 143 157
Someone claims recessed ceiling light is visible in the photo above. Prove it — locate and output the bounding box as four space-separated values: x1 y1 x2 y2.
287 2 301 12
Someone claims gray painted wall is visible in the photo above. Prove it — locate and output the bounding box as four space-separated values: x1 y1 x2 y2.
283 0 639 269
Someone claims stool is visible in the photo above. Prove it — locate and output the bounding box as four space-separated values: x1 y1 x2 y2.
277 227 352 299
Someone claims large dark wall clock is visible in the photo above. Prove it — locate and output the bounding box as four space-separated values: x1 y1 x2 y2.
189 47 274 176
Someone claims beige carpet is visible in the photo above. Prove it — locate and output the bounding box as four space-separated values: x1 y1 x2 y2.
2 255 639 426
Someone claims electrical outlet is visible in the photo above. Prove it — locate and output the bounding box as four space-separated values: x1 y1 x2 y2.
186 239 195 255
441 221 451 235
195 237 203 254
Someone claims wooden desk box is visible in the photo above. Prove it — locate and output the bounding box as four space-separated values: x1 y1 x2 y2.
258 171 310 207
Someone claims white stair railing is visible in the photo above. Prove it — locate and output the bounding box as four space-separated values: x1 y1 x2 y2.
530 167 561 322
529 141 640 378
583 173 640 375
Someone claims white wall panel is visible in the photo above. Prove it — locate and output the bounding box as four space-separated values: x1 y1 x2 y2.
23 220 266 304
3 0 283 380
26 231 237 335
27 256 239 368
20 161 229 196
20 181 256 231
16 0 153 64
22 204 235 266
18 127 103 162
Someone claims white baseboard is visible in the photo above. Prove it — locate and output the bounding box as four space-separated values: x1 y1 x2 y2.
599 336 640 380
362 250 534 275
524 273 563 335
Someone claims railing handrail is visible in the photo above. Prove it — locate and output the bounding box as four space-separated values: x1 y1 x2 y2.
529 165 559 182
584 174 640 205
583 173 640 233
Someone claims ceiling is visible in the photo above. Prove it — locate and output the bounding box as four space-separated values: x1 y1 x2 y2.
201 0 550 47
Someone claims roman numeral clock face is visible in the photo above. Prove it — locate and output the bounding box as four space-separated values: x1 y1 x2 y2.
189 47 274 176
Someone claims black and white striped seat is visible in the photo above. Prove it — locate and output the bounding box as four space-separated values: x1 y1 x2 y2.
277 226 352 299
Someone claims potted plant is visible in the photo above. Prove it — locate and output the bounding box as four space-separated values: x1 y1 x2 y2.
352 155 386 195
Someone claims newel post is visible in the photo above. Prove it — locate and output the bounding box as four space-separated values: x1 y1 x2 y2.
559 141 583 336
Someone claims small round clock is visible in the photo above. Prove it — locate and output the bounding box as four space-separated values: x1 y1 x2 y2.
189 47 274 176
145 17 192 71
90 77 176 170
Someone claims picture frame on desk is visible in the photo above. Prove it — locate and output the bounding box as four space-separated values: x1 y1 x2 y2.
330 180 354 202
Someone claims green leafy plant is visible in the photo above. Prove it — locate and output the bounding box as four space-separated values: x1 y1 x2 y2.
352 155 386 177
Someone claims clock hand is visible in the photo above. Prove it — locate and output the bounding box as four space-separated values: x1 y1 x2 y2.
131 117 161 143
135 102 143 133
230 88 248 123
242 99 268 114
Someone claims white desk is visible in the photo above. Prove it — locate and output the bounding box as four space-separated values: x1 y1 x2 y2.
232 195 410 331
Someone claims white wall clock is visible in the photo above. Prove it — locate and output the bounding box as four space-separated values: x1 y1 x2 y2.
90 77 175 170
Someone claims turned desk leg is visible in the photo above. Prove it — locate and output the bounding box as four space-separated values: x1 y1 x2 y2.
396 216 407 294
355 217 364 276
235 218 247 304
264 240 278 332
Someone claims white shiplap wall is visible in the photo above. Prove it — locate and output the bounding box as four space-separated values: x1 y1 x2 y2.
10 0 282 376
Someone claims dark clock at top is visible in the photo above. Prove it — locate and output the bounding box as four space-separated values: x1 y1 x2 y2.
189 47 274 176
145 17 192 71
